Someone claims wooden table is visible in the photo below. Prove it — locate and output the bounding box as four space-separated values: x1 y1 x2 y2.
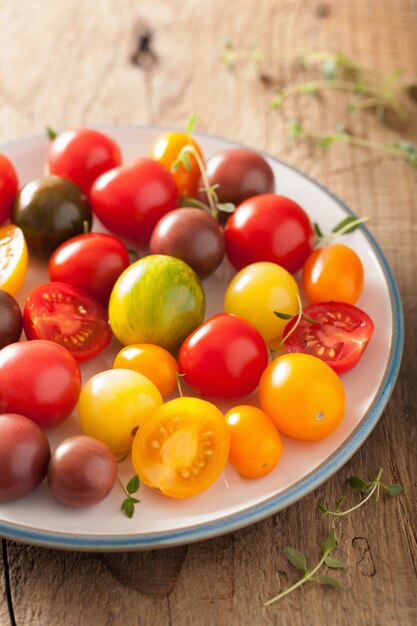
1 1 416 624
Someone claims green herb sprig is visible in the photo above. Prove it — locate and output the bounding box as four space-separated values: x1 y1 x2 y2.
265 469 403 606
118 474 140 519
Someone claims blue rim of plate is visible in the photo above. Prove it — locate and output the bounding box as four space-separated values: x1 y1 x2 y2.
0 127 404 551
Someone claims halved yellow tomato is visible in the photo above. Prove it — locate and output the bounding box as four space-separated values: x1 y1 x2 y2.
131 397 230 498
0 225 28 295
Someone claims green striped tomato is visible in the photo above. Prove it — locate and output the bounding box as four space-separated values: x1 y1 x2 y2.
109 255 206 353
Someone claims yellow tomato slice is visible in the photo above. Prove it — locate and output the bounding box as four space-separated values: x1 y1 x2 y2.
0 225 28 295
132 397 230 498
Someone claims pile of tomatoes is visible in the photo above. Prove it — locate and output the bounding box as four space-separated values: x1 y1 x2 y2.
0 126 374 509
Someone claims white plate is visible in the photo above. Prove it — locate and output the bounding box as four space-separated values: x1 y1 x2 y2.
0 127 403 551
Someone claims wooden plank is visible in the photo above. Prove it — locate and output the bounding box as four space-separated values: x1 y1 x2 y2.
1 0 416 624
0 542 11 626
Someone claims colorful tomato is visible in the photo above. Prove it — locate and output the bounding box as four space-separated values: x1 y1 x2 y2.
13 175 92 259
224 261 299 344
151 131 204 198
113 344 178 398
225 405 283 478
109 255 205 353
284 302 374 374
0 291 22 348
259 353 345 440
23 282 111 362
225 194 315 273
48 127 122 195
0 224 28 295
47 436 117 507
149 208 225 279
49 233 130 306
0 413 51 502
0 340 81 429
90 158 178 245
131 397 229 498
0 154 19 225
302 244 364 305
178 313 268 399
197 148 274 208
78 368 163 455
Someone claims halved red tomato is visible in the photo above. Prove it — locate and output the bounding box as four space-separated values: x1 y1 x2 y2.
23 282 111 362
283 302 374 374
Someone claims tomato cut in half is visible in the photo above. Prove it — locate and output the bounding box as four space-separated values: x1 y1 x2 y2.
0 224 28 295
131 397 230 499
23 282 111 362
283 302 374 374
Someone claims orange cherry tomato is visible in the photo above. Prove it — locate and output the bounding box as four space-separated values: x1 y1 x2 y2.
131 397 229 498
302 244 364 305
0 224 28 295
151 131 204 198
259 353 346 440
225 405 283 478
113 343 178 398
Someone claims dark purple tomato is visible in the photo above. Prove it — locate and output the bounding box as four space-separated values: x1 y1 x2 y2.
47 435 117 507
0 413 51 502
0 290 22 348
149 208 225 279
197 148 275 208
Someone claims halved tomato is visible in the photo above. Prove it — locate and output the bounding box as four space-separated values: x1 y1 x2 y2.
283 302 374 374
131 397 230 498
0 224 28 295
23 282 111 362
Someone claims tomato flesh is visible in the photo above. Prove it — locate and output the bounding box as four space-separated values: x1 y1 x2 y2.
23 282 111 362
284 302 374 374
132 398 230 498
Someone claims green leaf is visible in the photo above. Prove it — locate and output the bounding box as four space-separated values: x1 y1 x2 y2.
348 475 368 491
321 529 337 554
273 311 296 321
354 78 365 93
319 575 346 590
121 498 135 518
322 59 337 80
289 119 302 140
217 202 236 214
384 483 403 497
325 555 347 569
302 313 320 324
128 497 140 504
317 501 329 514
332 216 360 235
284 547 308 572
300 83 318 96
314 222 324 239
316 135 335 149
186 111 197 136
270 94 283 109
182 151 192 172
126 474 140 495
46 126 58 140
335 495 346 511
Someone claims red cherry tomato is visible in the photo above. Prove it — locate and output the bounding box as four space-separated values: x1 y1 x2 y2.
284 302 374 374
225 194 315 274
49 233 130 305
0 154 19 225
23 282 111 362
178 313 268 399
48 128 122 195
0 340 81 429
90 158 178 245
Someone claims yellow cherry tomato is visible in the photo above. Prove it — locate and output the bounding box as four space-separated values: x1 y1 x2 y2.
0 224 28 295
151 132 204 198
78 369 163 455
302 244 364 305
259 353 346 440
225 405 283 478
113 343 178 398
224 261 299 344
132 397 230 498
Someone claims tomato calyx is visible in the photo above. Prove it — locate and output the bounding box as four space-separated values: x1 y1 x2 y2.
283 302 374 374
313 215 370 247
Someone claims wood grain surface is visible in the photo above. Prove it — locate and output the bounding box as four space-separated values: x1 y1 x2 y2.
1 1 416 624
